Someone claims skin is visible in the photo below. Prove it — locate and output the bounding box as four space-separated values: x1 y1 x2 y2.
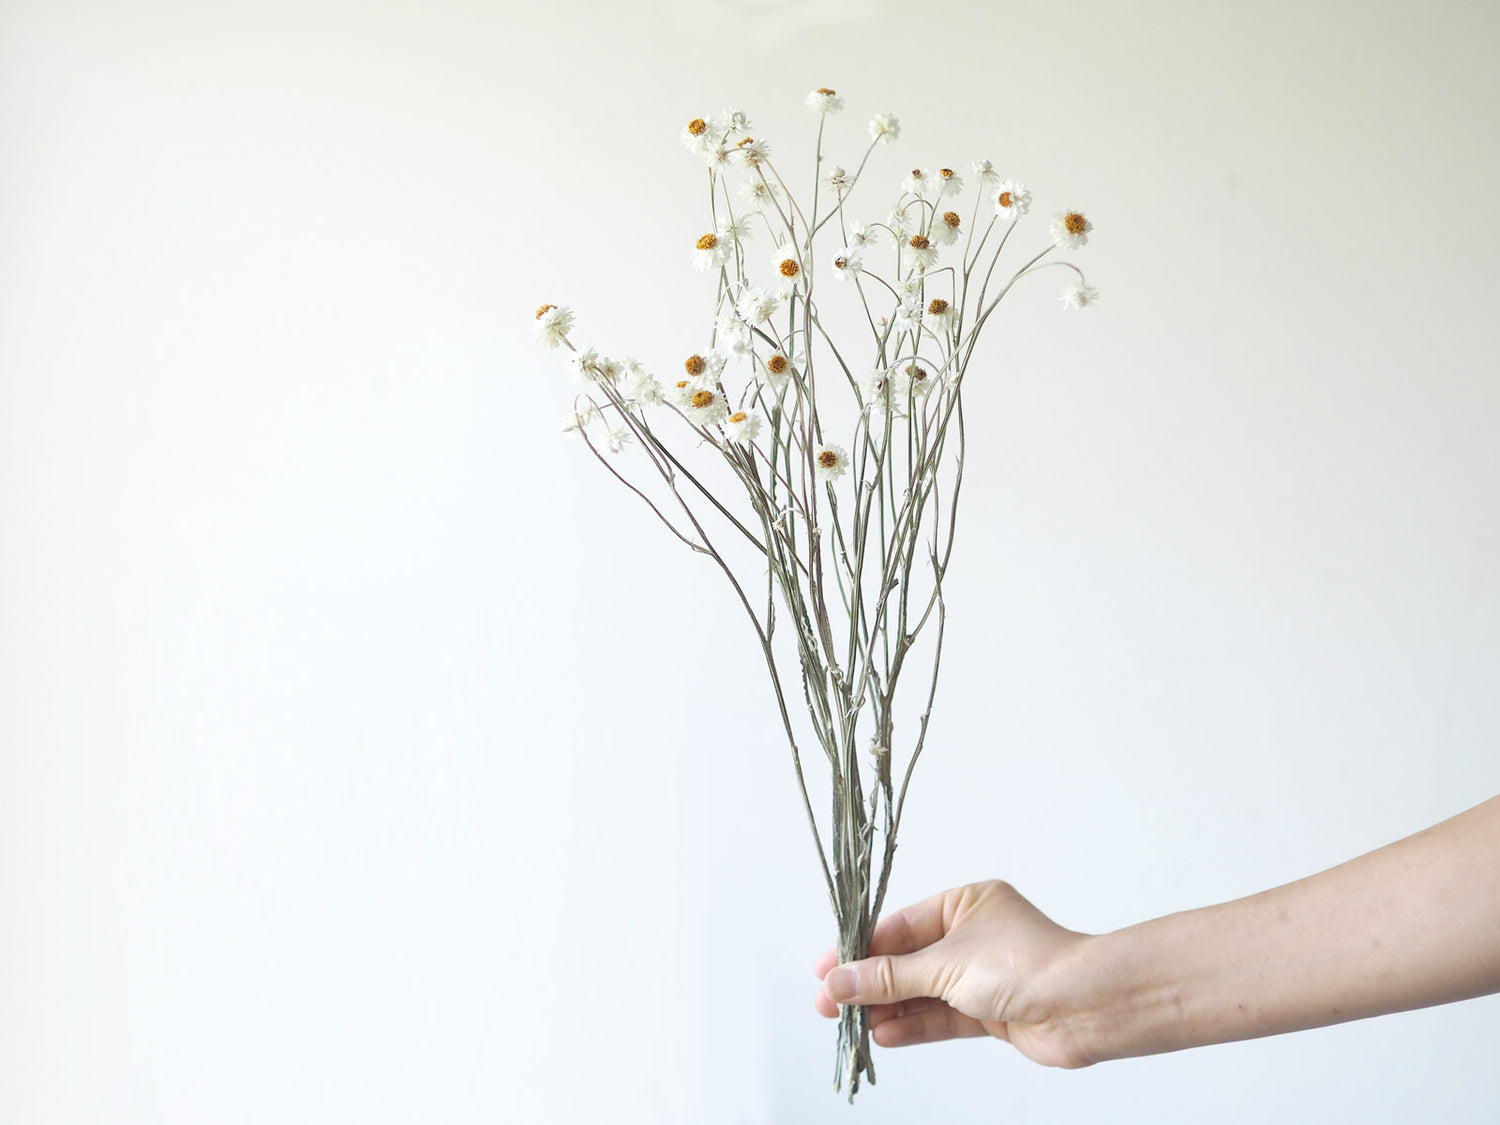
815 794 1500 1068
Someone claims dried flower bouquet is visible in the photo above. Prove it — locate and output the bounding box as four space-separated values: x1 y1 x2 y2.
534 88 1094 1099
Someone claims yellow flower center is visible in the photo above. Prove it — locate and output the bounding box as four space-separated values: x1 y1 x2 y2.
940 168 955 179
676 380 690 389
778 258 800 278
768 355 788 374
729 411 747 424
685 355 707 376
535 303 555 319
909 235 930 251
943 211 961 228
818 450 839 469
928 299 949 315
696 233 718 250
1065 212 1088 234
737 136 754 147
691 390 716 409
687 118 707 136
817 87 836 95
997 191 1013 208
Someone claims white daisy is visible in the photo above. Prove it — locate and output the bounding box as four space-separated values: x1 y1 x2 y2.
716 108 751 137
670 378 730 427
900 360 939 397
830 247 864 281
735 136 772 168
719 216 754 245
886 208 912 240
893 274 924 302
692 231 730 272
971 158 1000 187
813 444 850 483
561 401 601 434
902 168 938 198
600 425 635 454
566 346 614 385
994 180 1032 220
924 297 958 332
721 408 765 447
805 87 845 115
532 303 574 350
680 116 717 156
734 284 782 326
714 312 753 358
937 167 964 198
739 177 782 211
904 233 938 272
758 350 795 391
848 223 875 249
1051 209 1092 249
931 209 962 246
868 113 900 144
823 165 851 193
619 359 664 406
704 141 735 171
891 297 921 335
677 351 726 385
769 243 805 290
1060 279 1100 309
859 367 908 416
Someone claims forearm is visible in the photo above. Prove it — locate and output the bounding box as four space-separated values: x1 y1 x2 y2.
1063 795 1500 1062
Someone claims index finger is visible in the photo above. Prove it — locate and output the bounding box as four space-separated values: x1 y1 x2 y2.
867 887 957 957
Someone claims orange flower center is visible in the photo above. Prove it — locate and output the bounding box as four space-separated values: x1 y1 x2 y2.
691 390 716 409
687 118 707 136
909 235 930 251
928 299 949 315
817 87 836 95
1065 212 1087 234
940 168 955 179
943 211 961 228
535 303 555 319
729 411 747 424
818 450 839 469
778 258 800 278
767 355 788 374
685 355 707 376
998 191 1013 208
696 233 718 250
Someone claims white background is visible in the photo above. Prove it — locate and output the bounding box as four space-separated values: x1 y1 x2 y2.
4 1 1500 1121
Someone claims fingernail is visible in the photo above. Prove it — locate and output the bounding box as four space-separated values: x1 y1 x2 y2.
825 966 857 1003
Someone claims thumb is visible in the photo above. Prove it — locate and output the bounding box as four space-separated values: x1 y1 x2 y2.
823 950 943 1006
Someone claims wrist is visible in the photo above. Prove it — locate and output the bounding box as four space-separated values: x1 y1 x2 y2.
1039 920 1199 1065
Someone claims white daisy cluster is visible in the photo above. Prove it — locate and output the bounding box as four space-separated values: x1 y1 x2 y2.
536 91 1098 469
681 108 774 173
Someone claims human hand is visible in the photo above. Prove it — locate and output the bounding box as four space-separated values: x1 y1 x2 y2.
814 880 1097 1068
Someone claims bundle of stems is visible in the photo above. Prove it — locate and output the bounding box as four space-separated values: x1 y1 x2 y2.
535 91 1093 1099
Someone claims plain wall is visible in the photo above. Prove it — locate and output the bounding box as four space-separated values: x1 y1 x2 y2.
3 0 1499 1121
